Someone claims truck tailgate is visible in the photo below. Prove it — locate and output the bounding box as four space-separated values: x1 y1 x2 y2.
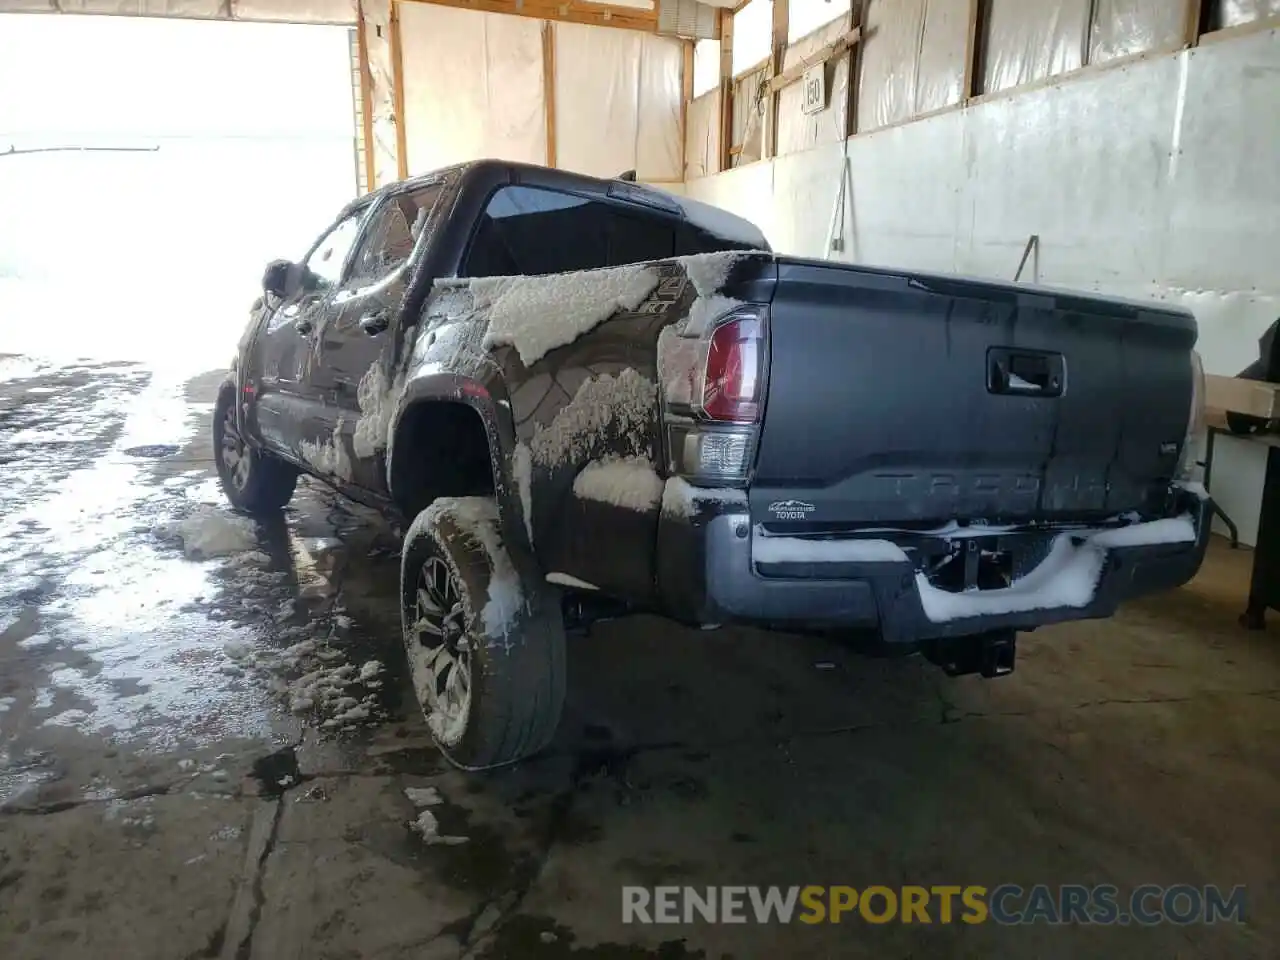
750 259 1197 528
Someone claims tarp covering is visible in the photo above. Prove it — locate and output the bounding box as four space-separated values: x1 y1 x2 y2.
787 0 850 43
981 0 1090 95
554 23 683 180
363 0 397 186
914 0 968 114
732 0 772 75
684 88 720 178
1088 0 1184 64
399 3 545 175
856 0 924 131
0 0 356 21
731 66 766 165
777 14 849 155
1210 0 1280 30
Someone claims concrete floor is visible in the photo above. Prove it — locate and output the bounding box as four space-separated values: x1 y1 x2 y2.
0 353 1277 959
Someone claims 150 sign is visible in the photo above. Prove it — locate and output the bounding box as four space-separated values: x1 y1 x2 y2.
801 64 827 115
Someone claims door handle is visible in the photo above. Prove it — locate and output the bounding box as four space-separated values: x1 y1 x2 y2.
296 318 313 336
987 348 1064 397
360 311 390 336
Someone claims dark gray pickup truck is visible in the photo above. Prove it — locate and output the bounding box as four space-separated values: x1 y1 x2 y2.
217 159 1211 769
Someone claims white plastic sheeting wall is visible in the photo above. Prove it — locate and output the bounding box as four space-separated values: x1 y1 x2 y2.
398 3 546 175
776 14 849 155
788 0 849 42
684 89 720 179
686 30 1280 544
856 0 969 131
553 23 683 180
0 0 355 21
982 0 1090 94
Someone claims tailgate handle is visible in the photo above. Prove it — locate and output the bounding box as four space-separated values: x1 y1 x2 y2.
988 348 1064 398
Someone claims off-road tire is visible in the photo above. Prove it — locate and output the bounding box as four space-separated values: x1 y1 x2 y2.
400 496 566 770
213 385 298 514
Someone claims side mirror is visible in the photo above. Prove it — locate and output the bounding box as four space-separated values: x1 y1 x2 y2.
262 259 297 298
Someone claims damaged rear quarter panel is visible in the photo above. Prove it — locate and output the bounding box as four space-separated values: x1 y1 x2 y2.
397 262 695 603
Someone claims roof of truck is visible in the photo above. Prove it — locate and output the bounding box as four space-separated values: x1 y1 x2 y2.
350 159 771 252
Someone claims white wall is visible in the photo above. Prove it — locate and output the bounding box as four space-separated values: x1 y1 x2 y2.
685 28 1280 545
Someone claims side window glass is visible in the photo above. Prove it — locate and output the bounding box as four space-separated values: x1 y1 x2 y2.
349 184 443 283
303 212 363 291
464 186 606 278
462 185 684 279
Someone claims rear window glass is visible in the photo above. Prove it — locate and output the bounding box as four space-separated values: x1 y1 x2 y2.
462 185 749 278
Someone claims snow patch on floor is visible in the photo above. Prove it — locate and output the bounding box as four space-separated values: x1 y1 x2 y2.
409 809 468 845
529 368 655 467
513 441 534 544
405 786 442 807
451 263 659 366
573 456 664 512
917 514 1198 623
545 572 598 590
753 535 909 564
299 420 353 481
153 507 258 559
661 477 748 519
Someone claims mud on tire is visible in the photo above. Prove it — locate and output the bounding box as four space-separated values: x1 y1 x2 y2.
400 496 566 770
213 385 298 514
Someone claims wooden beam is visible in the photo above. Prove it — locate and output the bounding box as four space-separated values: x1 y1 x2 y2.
763 0 787 160
681 39 694 179
355 3 377 193
765 26 860 93
845 0 869 137
962 0 981 99
1183 0 1205 47
718 8 735 172
390 0 409 179
543 21 558 168
397 0 657 33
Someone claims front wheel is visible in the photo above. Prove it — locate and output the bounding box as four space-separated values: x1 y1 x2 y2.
213 386 298 514
400 496 566 770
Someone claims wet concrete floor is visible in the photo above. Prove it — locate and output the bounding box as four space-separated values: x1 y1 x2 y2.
1 353 1278 958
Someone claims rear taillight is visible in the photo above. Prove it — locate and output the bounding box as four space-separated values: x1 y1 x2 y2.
658 305 768 486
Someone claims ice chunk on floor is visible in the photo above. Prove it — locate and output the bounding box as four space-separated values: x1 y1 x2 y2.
154 507 259 559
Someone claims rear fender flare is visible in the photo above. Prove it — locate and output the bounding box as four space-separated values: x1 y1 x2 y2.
388 373 528 552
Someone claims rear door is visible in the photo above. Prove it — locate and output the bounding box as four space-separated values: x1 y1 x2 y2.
311 182 447 493
255 208 365 455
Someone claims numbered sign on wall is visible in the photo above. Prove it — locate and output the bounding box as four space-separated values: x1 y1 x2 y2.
801 63 827 115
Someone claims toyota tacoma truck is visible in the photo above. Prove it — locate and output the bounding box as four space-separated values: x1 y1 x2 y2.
216 159 1211 769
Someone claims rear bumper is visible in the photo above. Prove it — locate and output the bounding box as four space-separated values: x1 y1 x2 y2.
657 491 1212 643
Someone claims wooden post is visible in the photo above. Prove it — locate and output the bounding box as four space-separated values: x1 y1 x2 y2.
845 0 869 137
1183 0 1205 47
719 8 734 172
764 0 788 160
681 39 694 179
543 21 558 167
962 0 981 99
356 1 377 193
390 0 409 180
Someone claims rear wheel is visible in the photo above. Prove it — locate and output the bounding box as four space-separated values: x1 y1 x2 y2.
213 386 297 514
400 496 566 770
